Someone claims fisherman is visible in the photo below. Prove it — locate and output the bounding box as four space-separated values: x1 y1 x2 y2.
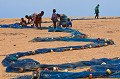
51 9 58 28
56 14 68 27
25 13 37 26
19 18 27 26
35 11 44 29
67 18 72 28
25 15 33 24
95 4 100 19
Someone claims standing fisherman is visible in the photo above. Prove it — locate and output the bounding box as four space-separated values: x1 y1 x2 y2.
51 9 58 28
95 4 100 19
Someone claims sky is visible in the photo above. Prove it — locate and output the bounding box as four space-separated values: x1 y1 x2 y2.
0 0 120 18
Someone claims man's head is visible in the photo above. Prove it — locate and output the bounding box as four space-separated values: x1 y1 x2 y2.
21 18 24 21
97 4 100 6
40 11 44 16
68 18 70 21
53 9 56 13
25 15 29 19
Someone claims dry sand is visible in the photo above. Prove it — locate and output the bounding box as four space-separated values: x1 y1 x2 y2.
0 17 120 79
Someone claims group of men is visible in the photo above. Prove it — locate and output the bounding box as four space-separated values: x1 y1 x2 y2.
27 4 100 79
51 9 72 28
20 9 72 29
20 11 44 29
20 4 99 29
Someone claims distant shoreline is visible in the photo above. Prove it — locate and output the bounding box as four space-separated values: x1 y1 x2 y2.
0 16 120 19
71 16 120 20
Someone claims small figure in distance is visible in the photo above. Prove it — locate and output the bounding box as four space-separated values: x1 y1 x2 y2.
19 18 27 26
67 18 72 28
95 4 100 19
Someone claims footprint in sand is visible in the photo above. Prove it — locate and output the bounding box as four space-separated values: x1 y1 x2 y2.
107 31 113 33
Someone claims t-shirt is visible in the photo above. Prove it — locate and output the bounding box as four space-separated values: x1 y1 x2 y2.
67 21 72 27
95 6 99 13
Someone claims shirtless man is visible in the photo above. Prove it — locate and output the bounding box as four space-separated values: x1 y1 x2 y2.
35 11 44 29
25 13 37 26
19 18 27 26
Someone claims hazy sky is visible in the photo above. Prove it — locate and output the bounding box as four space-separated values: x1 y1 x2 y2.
0 0 119 18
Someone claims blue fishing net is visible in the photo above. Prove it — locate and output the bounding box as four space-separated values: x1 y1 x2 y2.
0 23 49 29
0 23 33 28
1 24 118 78
6 59 40 73
39 71 109 79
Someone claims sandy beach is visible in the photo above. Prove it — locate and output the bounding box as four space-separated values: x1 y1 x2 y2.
0 17 120 79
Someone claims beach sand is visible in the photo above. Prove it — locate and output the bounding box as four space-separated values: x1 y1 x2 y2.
0 17 120 79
